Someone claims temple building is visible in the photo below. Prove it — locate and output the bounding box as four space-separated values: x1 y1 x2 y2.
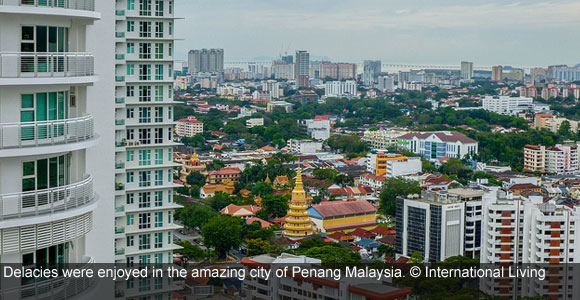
283 165 314 239
179 151 206 182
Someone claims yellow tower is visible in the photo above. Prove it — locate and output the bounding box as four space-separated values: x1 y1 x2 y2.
283 164 313 239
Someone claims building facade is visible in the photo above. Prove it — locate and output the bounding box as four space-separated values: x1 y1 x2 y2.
325 80 357 98
460 61 473 80
299 118 331 141
295 50 310 87
362 129 407 149
286 139 323 154
319 62 357 80
187 48 224 73
491 65 503 81
114 0 181 265
363 60 381 86
397 131 478 161
523 144 578 174
482 95 534 116
176 116 203 137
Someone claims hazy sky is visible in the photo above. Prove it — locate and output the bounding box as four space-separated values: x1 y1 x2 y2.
175 0 580 67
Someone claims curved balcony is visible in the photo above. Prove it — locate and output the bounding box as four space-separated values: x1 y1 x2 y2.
0 256 95 300
0 0 99 20
0 52 96 85
0 175 94 221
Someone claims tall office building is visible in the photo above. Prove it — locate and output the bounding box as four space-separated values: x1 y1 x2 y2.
0 0 114 296
491 65 503 81
460 61 473 80
363 60 381 86
188 48 224 73
114 0 182 265
295 50 310 87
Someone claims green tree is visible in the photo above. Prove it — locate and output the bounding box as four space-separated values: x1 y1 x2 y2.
246 238 277 256
206 160 225 171
202 215 242 259
175 203 218 230
302 245 361 265
256 194 290 219
313 168 339 182
186 172 206 187
379 177 422 216
251 181 274 197
557 120 572 139
408 251 423 263
377 244 396 258
175 240 205 261
208 192 235 211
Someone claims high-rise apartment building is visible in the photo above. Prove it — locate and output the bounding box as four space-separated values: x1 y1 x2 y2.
378 75 395 92
363 60 381 86
523 144 578 174
319 62 357 80
460 61 473 80
324 80 357 98
114 0 182 265
0 0 114 296
188 48 224 73
491 65 503 81
295 50 310 87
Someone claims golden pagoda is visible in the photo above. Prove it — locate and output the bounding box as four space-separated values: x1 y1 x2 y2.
283 164 313 239
179 150 206 182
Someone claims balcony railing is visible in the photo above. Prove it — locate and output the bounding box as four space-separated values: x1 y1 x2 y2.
0 256 95 300
0 52 94 78
0 115 94 149
0 176 94 221
0 0 95 11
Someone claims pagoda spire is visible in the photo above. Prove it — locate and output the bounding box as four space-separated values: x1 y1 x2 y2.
283 160 313 239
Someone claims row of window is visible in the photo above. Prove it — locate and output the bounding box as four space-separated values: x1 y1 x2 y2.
126 190 172 207
126 127 172 144
127 42 173 59
126 169 171 187
126 148 172 165
126 21 173 38
125 64 172 81
126 211 172 229
127 0 174 16
126 232 165 250
126 106 172 123
126 85 172 101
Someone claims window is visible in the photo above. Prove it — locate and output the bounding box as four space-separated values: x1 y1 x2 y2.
139 43 151 59
127 0 135 10
138 255 150 265
127 43 135 54
127 235 134 247
127 86 135 97
127 108 134 119
155 170 163 186
139 234 151 250
127 214 134 225
155 0 164 16
127 129 135 140
138 192 151 208
168 211 172 223
154 128 163 144
139 213 151 229
127 64 135 75
154 107 163 123
168 148 172 161
127 21 135 32
167 232 171 244
168 43 173 57
169 22 173 35
139 171 151 187
155 212 163 227
126 172 134 183
139 149 151 165
155 254 163 265
155 232 163 248
139 0 152 16
139 21 151 38
139 107 151 123
20 92 69 140
168 107 172 120
155 43 163 59
126 193 135 204
139 86 151 102
169 0 173 14
139 276 150 292
22 155 69 194
155 191 163 206
20 25 69 55
139 128 151 144
168 84 172 98
155 149 163 164
155 86 163 101
155 64 164 80
155 22 164 38
126 276 134 288
167 192 172 204
139 64 151 80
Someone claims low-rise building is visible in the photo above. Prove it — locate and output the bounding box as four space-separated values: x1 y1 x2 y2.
206 167 242 184
397 131 478 161
220 204 261 219
375 152 422 177
482 95 534 116
176 116 204 137
287 139 323 154
267 101 293 113
299 117 331 140
362 129 408 149
291 89 319 104
246 118 264 128
307 200 377 233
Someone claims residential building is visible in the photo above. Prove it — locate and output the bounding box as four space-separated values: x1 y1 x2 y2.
266 101 293 113
206 167 242 184
319 62 357 80
541 83 559 99
504 69 524 81
261 80 281 99
519 82 537 98
187 48 224 73
375 153 421 177
482 95 535 116
362 129 407 149
200 182 235 199
397 131 478 161
358 173 387 189
548 65 580 82
242 253 413 300
114 0 182 265
523 144 578 174
395 193 465 262
272 62 294 80
246 118 264 128
283 165 313 239
0 0 114 281
299 118 331 140
220 204 260 219
491 65 503 81
176 116 204 137
460 61 473 80
286 139 323 154
563 83 580 99
363 60 381 86
533 114 579 133
378 75 395 92
291 89 319 104
325 80 357 98
308 200 377 233
295 50 310 87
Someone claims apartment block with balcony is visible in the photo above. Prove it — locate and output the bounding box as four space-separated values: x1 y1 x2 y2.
0 0 106 296
113 0 182 265
523 144 578 174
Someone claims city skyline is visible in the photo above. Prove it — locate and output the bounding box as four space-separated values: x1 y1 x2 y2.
175 0 580 67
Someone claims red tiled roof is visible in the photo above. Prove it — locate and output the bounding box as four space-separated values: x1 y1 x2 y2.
328 187 374 196
349 228 377 238
220 204 261 216
377 235 396 246
310 200 377 218
370 225 395 236
246 217 272 228
326 231 355 241
509 183 541 190
207 167 241 176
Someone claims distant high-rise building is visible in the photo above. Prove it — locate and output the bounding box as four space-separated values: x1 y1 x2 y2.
492 65 503 81
461 61 474 80
295 50 310 87
319 63 357 80
363 60 381 86
378 75 395 92
281 55 294 64
188 49 224 73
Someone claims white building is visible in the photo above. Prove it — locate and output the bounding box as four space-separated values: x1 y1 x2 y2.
262 80 281 99
397 131 478 161
385 157 422 178
287 139 323 154
0 0 113 296
299 118 331 140
176 116 204 137
246 118 264 128
377 75 395 92
114 0 182 265
362 129 407 149
481 95 534 116
324 80 357 98
460 61 473 80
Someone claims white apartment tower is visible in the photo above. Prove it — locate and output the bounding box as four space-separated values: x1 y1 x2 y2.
114 0 181 265
0 0 115 296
